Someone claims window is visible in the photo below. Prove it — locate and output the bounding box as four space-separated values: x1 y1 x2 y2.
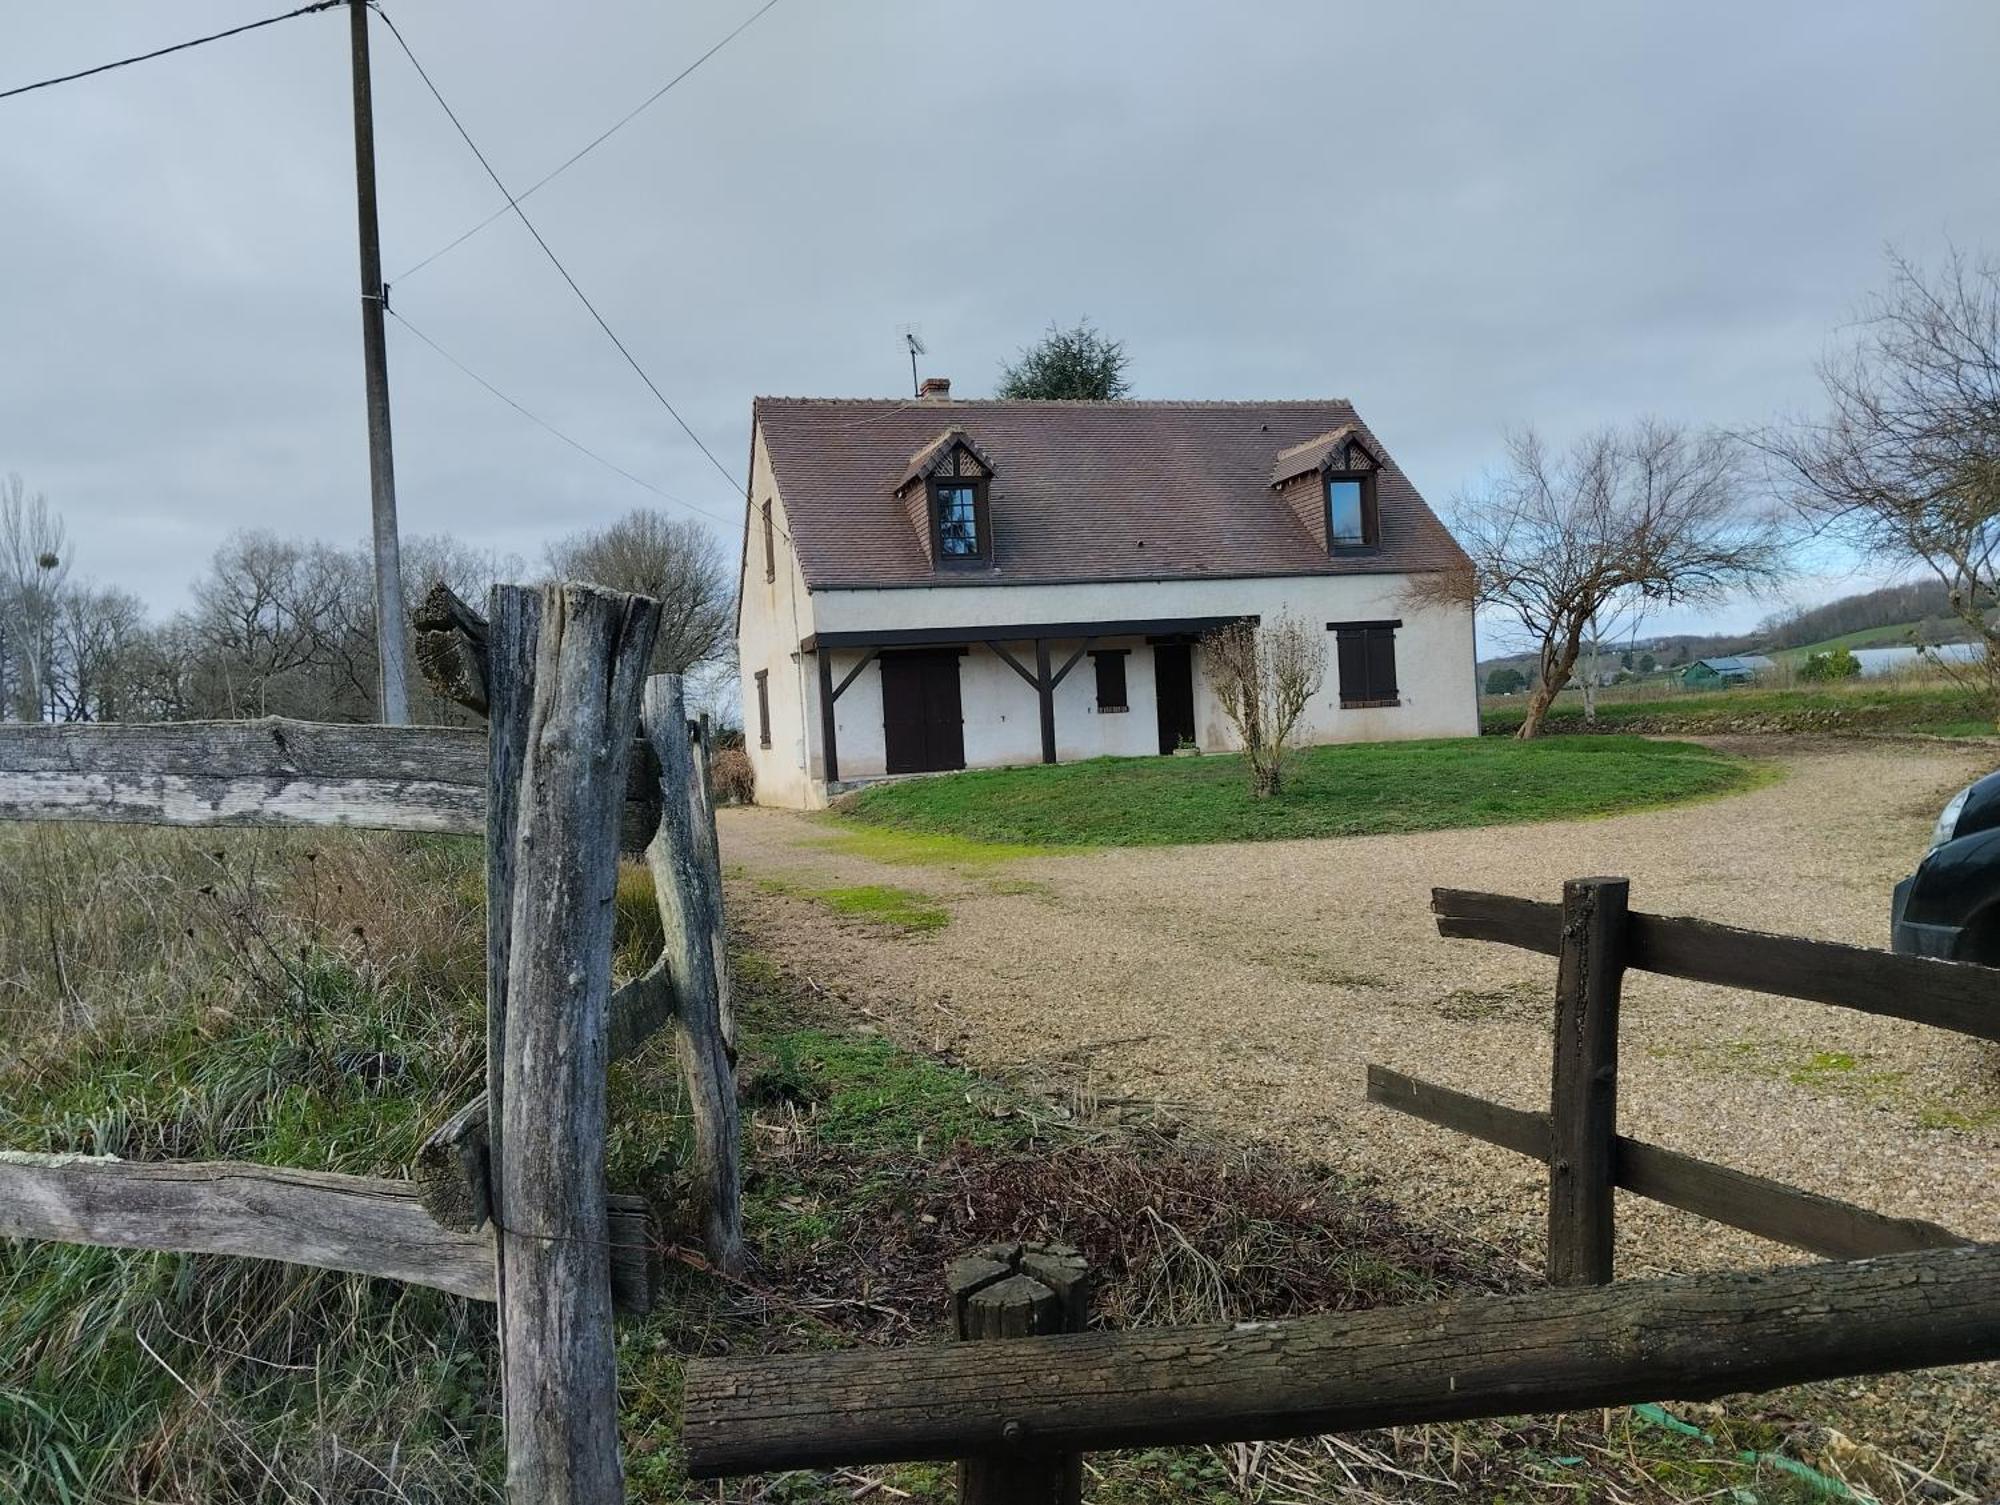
1092 650 1128 712
754 669 772 748
931 479 987 561
762 500 776 582
1332 620 1399 708
1326 473 1377 549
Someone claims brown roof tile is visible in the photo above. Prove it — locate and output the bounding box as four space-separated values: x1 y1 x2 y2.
755 397 1467 590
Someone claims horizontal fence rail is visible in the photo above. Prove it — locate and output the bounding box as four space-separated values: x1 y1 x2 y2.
1366 1067 1968 1260
1431 888 2000 1042
681 1241 2000 1477
0 1150 658 1315
0 717 661 851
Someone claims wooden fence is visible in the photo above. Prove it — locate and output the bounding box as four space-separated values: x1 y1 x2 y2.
0 581 740 1503
680 878 2000 1500
1375 879 1991 1276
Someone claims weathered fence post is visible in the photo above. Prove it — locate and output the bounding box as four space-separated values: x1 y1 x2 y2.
489 583 660 1503
1547 875 1630 1286
641 675 745 1274
948 1242 1092 1505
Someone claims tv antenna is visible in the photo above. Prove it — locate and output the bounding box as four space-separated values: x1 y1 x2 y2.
897 323 926 397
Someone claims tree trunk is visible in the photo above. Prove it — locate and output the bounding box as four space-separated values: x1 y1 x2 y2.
1517 627 1587 739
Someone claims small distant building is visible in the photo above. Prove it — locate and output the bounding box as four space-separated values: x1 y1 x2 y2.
1681 655 1774 688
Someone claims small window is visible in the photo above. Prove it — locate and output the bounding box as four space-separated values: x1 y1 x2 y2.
762 500 776 582
1333 622 1399 708
754 669 772 748
1326 473 1376 549
1092 651 1128 713
932 480 986 561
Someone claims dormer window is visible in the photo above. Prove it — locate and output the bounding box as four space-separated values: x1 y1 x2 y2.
1327 473 1376 548
900 426 997 567
934 480 985 559
1325 439 1380 551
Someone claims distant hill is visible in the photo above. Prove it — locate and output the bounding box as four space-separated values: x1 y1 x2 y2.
1477 578 1981 683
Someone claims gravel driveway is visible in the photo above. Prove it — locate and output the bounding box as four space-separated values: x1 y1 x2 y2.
721 737 2000 1279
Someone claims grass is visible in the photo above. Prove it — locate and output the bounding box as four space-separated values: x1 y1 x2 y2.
1482 678 1994 739
0 826 1971 1502
837 735 1766 848
752 877 950 933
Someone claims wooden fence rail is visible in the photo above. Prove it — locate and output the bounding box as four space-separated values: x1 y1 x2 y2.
682 1241 2000 1476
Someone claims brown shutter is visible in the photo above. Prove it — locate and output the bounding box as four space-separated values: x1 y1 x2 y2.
754 669 771 748
1093 652 1128 711
1366 628 1398 701
1336 631 1367 706
762 502 776 582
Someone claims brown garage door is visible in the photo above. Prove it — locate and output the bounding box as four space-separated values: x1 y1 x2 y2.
880 650 965 774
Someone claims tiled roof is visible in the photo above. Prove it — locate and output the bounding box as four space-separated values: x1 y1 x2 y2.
754 397 1469 590
1269 424 1367 486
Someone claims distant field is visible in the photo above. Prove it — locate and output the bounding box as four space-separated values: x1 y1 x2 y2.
1482 679 1993 738
838 735 1765 847
1777 620 1938 662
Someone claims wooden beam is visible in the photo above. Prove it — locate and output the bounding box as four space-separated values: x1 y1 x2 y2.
1035 639 1057 765
983 640 1041 689
1049 639 1094 689
0 1150 655 1313
831 647 881 701
1430 888 2000 1043
412 579 491 716
491 582 659 1503
642 675 745 1275
818 648 839 785
803 615 1252 654
1548 876 1627 1286
0 717 660 852
1365 1066 1966 1261
683 1241 2000 1476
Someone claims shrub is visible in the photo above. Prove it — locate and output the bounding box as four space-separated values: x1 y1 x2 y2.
711 745 756 805
1799 647 1862 681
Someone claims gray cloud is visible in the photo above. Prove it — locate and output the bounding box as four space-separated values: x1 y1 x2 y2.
5 0 1997 638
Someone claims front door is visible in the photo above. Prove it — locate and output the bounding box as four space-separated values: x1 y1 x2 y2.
1154 642 1196 754
880 651 965 774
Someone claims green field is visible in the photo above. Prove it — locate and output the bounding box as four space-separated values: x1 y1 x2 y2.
838 735 1765 848
1481 679 1993 739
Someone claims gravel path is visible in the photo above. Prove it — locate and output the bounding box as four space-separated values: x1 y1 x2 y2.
721 737 2000 1279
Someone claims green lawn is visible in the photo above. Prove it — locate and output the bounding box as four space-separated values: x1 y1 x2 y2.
837 735 1765 848
1482 680 1993 738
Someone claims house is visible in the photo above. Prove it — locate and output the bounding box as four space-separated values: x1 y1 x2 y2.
1681 655 1775 687
736 381 1479 808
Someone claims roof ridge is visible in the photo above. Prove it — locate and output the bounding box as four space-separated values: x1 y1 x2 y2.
753 395 1356 408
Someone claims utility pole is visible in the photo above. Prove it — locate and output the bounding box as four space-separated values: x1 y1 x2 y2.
348 0 410 724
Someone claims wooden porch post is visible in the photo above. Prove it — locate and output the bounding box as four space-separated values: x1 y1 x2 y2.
818 647 839 786
1034 638 1056 765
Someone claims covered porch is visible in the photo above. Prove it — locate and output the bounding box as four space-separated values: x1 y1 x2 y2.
802 616 1249 786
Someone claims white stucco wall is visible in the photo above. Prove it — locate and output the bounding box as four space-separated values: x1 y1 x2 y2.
735 431 818 809
773 574 1476 803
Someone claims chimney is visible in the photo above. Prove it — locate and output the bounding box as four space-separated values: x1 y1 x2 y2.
918 375 952 400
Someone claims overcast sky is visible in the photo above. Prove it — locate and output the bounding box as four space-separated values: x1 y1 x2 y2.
6 0 1999 642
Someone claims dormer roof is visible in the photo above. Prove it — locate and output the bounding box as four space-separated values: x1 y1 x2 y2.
1269 425 1379 487
896 427 998 493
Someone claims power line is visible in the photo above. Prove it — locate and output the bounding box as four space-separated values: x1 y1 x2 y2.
387 306 758 535
372 5 749 507
0 1 341 104
394 0 784 283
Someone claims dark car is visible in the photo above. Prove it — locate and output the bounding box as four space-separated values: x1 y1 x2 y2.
1892 767 2000 962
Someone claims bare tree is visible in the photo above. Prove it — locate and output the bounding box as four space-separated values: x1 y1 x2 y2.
1417 422 1785 739
545 510 732 674
1202 613 1327 796
0 475 71 721
1754 250 2000 722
